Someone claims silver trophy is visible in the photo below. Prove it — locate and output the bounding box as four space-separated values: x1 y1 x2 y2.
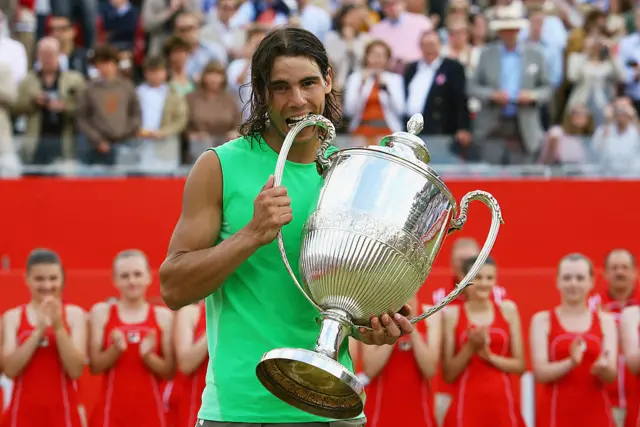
256 114 504 419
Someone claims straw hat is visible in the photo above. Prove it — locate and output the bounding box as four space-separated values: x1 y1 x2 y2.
490 2 529 31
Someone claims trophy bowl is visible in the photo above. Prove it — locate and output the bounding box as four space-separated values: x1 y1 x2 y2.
256 114 504 419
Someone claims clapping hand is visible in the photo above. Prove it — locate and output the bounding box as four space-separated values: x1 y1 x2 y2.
140 330 157 359
41 296 63 330
111 329 127 352
356 305 414 346
590 350 610 379
569 336 586 366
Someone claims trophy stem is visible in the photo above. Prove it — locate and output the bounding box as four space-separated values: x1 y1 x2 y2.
314 309 352 361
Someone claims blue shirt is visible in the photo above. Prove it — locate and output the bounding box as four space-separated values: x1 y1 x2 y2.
500 44 522 117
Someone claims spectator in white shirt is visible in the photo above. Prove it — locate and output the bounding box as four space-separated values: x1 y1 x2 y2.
0 9 28 85
593 97 640 175
289 0 332 42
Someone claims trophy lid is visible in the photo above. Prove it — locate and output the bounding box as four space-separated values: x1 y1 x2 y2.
376 114 432 169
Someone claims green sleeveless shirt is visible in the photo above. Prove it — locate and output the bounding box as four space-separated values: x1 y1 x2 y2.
198 135 363 423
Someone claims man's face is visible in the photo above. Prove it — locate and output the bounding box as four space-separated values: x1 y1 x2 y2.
605 251 637 293
498 28 520 45
39 45 59 71
217 0 238 22
420 33 440 62
266 55 332 144
380 0 403 20
175 16 199 45
49 17 74 44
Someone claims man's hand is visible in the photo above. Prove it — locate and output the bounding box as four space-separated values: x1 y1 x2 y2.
48 99 66 112
517 90 536 105
243 175 293 246
455 130 472 146
356 305 413 346
97 141 111 153
490 90 509 106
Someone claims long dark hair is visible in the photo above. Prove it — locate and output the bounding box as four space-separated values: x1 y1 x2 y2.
238 27 343 140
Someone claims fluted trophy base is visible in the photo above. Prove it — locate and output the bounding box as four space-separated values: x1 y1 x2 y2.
256 309 365 419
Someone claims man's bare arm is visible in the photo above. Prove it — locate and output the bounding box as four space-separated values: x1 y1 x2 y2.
159 151 263 310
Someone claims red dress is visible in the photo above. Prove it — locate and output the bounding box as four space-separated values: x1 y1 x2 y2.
89 303 166 427
443 301 525 427
430 279 507 400
1 305 83 427
536 308 615 427
364 304 437 427
173 303 208 427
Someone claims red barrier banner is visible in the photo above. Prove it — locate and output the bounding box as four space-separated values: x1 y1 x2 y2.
1 178 639 421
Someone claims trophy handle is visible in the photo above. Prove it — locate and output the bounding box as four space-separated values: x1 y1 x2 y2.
273 114 337 312
410 190 504 324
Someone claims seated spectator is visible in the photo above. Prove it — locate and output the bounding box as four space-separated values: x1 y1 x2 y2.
617 8 640 116
185 61 241 161
291 0 332 42
226 26 267 120
566 35 621 127
0 9 28 85
404 31 471 144
369 0 433 73
47 15 92 79
232 0 291 28
469 12 488 48
344 39 405 146
324 4 373 90
200 0 246 59
13 37 86 166
538 104 594 165
593 97 640 175
164 35 196 96
440 15 480 77
135 55 188 171
10 0 37 65
100 0 140 51
75 44 141 165
437 0 471 46
468 3 551 165
174 10 228 80
0 62 19 177
141 0 200 57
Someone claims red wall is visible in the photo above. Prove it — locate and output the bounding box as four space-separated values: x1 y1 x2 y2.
1 178 639 418
1 178 639 322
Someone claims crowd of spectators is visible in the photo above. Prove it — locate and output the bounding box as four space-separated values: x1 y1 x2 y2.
1 0 640 176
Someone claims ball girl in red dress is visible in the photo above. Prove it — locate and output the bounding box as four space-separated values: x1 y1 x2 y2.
88 249 175 427
172 302 209 427
1 249 87 427
531 253 617 427
362 294 441 427
442 256 526 427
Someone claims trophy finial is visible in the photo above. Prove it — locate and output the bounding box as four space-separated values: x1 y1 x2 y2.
407 114 424 135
